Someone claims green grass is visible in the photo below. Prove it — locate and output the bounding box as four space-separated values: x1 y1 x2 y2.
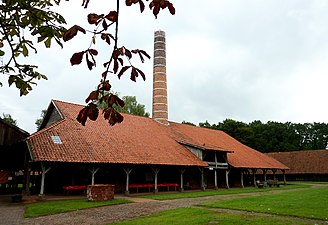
138 183 310 200
200 187 328 220
110 207 313 225
24 198 131 218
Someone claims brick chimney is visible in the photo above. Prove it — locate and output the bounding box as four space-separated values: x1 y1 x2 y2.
152 30 168 125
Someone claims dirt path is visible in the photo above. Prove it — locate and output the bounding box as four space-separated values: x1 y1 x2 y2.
1 186 327 225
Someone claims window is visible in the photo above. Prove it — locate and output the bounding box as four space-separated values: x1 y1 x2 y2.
51 135 62 144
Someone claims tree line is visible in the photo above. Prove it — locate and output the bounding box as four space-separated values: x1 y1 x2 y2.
183 119 328 153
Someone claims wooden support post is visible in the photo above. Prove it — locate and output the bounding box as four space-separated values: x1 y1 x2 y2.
240 170 244 188
252 169 257 187
282 170 286 184
40 162 51 196
152 168 160 193
89 167 100 185
225 169 230 189
179 168 185 192
262 169 267 182
198 167 205 191
214 152 218 189
122 167 132 195
22 149 30 195
272 169 277 180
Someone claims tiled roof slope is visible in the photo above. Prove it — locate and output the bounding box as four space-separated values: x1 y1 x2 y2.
168 122 289 170
26 100 207 166
267 150 328 174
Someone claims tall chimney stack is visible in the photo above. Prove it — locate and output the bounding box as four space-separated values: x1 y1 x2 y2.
152 30 169 125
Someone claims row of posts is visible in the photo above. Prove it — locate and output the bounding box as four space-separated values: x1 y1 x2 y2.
35 163 286 196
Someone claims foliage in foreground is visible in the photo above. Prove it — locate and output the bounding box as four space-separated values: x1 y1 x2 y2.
200 187 328 220
24 198 131 218
138 184 310 200
110 207 313 225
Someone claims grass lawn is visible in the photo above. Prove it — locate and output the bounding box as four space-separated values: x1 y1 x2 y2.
109 207 313 225
200 187 328 220
24 198 132 218
138 183 310 200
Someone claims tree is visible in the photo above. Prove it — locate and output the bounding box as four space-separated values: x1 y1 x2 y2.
1 113 17 126
114 96 149 117
35 109 47 130
0 0 67 96
1 0 175 126
182 121 196 126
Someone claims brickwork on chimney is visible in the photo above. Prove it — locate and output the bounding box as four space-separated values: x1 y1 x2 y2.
87 184 115 201
152 30 168 125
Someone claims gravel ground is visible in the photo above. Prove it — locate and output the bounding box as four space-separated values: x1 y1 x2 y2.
1 187 327 225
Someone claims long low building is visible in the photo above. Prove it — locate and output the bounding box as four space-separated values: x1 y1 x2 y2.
25 100 288 195
267 150 328 181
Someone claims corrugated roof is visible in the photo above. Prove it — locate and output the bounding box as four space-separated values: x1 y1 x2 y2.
168 122 289 170
267 150 328 174
27 100 207 166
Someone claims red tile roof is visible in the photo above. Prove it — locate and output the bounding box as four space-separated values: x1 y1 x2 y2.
168 122 289 170
267 150 328 174
26 100 288 170
27 100 207 166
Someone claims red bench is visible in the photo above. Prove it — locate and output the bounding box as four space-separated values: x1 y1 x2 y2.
63 185 87 194
128 183 179 192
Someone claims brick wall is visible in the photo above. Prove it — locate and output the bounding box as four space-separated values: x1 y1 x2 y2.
87 184 115 201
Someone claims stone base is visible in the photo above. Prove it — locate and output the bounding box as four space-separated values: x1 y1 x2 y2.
87 184 115 201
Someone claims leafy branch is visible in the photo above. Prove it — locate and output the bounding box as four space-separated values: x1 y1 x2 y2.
64 0 175 126
0 0 67 96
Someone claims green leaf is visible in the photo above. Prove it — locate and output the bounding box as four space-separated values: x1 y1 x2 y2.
38 36 46 43
22 44 28 57
45 38 51 48
0 50 4 56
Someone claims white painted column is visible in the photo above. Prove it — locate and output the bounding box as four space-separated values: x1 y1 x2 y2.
272 169 277 181
40 162 51 196
152 168 160 193
123 167 132 194
214 169 218 189
240 171 244 188
200 168 205 190
179 168 185 192
283 170 286 184
252 169 257 187
89 167 100 185
225 169 230 189
263 169 267 182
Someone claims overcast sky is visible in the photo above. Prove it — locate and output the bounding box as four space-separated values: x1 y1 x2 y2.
1 0 328 133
